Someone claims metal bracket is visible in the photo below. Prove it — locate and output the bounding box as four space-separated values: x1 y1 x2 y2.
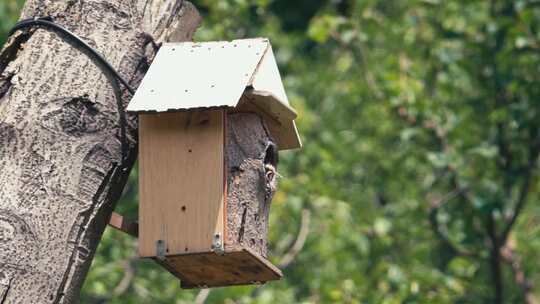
211 233 224 255
156 240 167 261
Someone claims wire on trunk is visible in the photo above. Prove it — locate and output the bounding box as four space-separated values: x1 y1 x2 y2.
9 16 136 95
8 16 136 163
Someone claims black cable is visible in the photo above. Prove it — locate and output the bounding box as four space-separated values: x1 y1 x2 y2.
9 17 135 95
8 16 133 163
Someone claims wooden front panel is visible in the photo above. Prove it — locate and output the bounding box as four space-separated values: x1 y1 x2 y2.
138 110 225 257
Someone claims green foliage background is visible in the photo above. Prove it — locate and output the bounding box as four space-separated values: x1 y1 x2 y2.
2 0 540 303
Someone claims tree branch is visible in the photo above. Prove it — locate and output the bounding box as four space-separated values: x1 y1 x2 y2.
429 188 477 257
501 169 533 244
249 209 311 299
279 209 311 269
487 213 504 304
501 237 538 304
501 128 540 244
195 288 211 304
113 255 137 296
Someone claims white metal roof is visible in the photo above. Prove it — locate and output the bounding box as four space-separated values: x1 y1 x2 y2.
127 38 301 150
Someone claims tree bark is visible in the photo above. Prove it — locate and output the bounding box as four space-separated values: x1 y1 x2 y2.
226 113 279 258
0 1 200 303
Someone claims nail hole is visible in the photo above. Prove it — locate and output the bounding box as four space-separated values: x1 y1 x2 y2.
181 206 187 212
185 247 189 252
188 149 192 153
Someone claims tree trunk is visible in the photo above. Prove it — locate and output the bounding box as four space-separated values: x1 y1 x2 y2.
226 113 278 258
0 1 200 303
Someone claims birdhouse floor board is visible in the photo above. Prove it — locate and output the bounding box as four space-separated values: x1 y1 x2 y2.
155 247 282 289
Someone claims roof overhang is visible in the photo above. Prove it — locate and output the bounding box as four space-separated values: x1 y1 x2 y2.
127 38 301 150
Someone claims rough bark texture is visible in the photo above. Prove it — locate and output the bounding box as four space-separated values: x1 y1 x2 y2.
226 113 278 258
0 1 200 303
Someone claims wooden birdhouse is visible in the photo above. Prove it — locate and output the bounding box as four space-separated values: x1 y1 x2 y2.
126 38 301 288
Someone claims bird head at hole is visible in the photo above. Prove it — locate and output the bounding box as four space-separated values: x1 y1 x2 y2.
264 142 279 186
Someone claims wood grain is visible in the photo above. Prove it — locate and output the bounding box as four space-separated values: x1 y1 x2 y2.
138 110 225 257
157 246 282 288
108 212 139 238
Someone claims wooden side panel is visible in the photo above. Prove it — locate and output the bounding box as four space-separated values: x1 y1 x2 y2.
139 110 225 257
156 246 282 288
